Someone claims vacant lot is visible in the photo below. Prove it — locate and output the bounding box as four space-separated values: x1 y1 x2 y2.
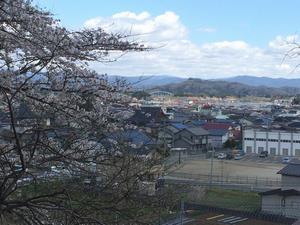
169 157 284 180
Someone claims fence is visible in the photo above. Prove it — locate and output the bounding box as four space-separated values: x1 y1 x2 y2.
165 171 282 191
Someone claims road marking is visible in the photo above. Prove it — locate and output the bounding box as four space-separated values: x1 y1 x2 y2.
222 217 242 223
206 214 224 220
229 217 248 224
218 216 236 222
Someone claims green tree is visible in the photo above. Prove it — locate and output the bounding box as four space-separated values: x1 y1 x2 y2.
131 91 151 99
223 139 237 149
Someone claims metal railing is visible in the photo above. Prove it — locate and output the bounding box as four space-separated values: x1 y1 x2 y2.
165 171 282 190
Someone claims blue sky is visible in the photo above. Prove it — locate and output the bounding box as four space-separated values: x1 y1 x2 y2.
33 0 300 78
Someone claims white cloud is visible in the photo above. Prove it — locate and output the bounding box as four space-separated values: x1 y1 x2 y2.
112 11 150 21
84 11 187 43
84 11 300 79
269 35 299 50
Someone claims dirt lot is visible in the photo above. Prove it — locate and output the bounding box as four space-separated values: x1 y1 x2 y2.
169 158 284 179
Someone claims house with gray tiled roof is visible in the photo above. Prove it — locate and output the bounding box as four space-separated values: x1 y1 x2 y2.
277 163 300 191
173 127 210 153
260 163 300 219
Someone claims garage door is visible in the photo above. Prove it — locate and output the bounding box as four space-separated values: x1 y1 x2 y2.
270 148 276 156
258 147 264 154
295 149 300 157
282 148 289 156
246 146 252 153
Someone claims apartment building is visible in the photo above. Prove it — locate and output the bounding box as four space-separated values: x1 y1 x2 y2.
243 129 300 156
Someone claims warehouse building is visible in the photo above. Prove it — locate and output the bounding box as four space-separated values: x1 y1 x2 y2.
243 128 300 156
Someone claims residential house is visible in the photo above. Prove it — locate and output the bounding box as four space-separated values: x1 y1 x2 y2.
106 129 157 158
173 127 210 152
158 124 180 147
202 122 240 149
128 106 167 136
206 129 229 149
260 163 300 219
277 163 300 190
158 121 205 148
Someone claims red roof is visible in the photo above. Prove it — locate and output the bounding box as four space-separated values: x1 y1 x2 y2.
202 104 212 109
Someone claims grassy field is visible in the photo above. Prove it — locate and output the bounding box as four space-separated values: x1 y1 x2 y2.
199 188 261 212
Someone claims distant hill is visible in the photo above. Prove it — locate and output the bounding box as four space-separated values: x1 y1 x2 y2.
151 78 300 97
108 75 186 89
221 75 300 88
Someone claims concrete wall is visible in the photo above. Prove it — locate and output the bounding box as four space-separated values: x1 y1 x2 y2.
210 136 223 149
262 195 300 218
261 195 283 216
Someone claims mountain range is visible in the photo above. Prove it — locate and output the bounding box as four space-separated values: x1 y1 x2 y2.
108 75 300 97
220 75 300 88
108 75 185 88
108 75 300 88
151 78 300 97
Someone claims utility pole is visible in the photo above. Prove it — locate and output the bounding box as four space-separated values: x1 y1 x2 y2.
180 198 184 225
209 145 215 189
221 159 224 184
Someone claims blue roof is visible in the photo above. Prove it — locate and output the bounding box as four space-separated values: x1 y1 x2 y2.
191 120 207 126
171 123 188 130
214 119 236 124
109 130 154 145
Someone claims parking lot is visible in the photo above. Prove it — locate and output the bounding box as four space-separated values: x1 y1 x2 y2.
235 154 300 164
168 154 286 180
188 212 291 225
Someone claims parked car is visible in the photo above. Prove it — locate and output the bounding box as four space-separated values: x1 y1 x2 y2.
226 153 234 160
282 157 291 164
234 154 243 160
51 166 61 174
259 151 268 158
13 164 28 172
217 153 226 159
83 178 92 185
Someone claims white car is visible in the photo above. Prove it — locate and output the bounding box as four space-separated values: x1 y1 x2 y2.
217 153 226 159
234 154 243 160
282 157 291 164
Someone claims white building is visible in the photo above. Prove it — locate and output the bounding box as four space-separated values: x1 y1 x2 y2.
243 129 300 156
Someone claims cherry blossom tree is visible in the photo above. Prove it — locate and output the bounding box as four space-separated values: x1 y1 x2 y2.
0 0 169 224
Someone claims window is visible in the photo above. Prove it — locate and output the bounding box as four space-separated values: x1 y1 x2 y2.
244 138 254 141
255 138 267 142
